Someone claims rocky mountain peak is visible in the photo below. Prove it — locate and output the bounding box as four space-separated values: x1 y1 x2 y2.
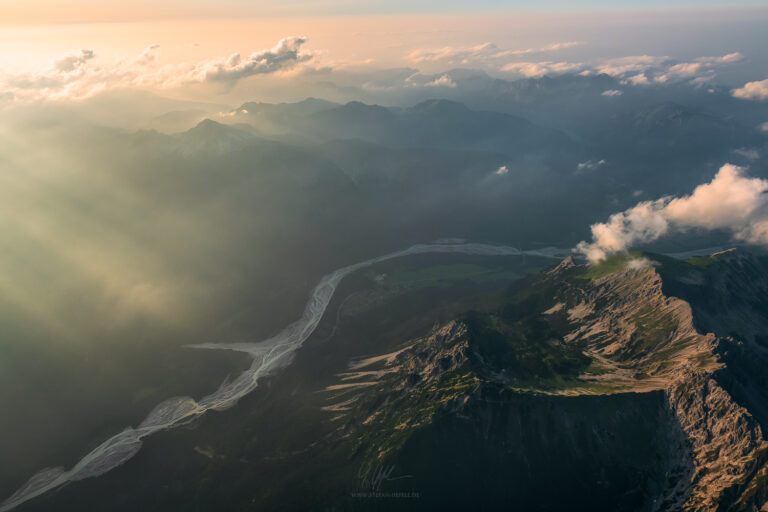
311 250 768 511
548 255 576 274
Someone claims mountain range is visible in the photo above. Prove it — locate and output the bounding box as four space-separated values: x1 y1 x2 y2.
17 247 768 511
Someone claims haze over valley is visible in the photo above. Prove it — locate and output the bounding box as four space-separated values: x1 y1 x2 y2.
1 2 768 510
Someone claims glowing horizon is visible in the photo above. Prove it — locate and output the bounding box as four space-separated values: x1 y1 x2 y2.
1 0 766 25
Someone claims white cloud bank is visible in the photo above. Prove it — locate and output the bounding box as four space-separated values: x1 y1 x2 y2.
495 51 743 82
491 51 742 82
0 37 315 102
576 164 768 263
605 52 743 86
406 41 582 65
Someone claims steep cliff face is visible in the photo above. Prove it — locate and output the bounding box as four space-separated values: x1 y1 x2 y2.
651 250 768 511
321 250 768 511
398 387 670 512
558 258 768 510
662 371 768 511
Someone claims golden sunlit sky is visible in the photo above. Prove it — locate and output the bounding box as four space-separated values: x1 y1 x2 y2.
0 1 766 105
3 0 767 24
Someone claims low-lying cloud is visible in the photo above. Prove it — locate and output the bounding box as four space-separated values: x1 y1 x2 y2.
501 60 584 78
406 41 582 65
424 75 457 88
601 52 743 85
734 147 760 161
733 78 768 101
626 257 655 271
576 159 606 173
576 164 768 262
495 51 742 82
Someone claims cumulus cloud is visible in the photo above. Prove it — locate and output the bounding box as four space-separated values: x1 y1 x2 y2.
576 201 669 263
0 37 315 102
626 257 655 271
53 49 95 72
733 78 768 101
501 60 585 77
576 164 768 262
652 53 743 84
760 122 768 133
601 89 623 97
625 73 651 86
189 37 313 84
424 75 456 88
407 42 496 64
597 55 669 77
491 51 741 82
697 52 744 64
656 62 708 82
401 72 460 89
592 52 744 86
134 44 160 66
406 41 582 65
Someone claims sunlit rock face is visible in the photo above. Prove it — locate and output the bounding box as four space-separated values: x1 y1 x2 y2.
305 251 768 511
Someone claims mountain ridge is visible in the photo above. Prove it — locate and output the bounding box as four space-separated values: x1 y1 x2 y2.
318 250 768 510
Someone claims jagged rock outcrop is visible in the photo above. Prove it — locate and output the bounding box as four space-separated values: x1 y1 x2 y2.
661 370 768 511
544 254 768 511
394 321 470 391
319 250 768 511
